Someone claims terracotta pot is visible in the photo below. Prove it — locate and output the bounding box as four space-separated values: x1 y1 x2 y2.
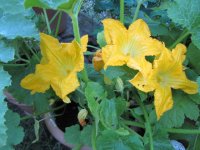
5 92 91 150
44 113 92 150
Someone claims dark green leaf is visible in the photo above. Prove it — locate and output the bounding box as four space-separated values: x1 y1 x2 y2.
96 130 144 150
155 91 199 128
167 0 200 48
187 44 200 74
64 125 92 146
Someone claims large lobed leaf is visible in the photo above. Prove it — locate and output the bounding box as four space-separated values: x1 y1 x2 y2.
24 0 83 15
0 41 15 63
0 0 38 39
167 0 200 49
150 91 200 128
0 67 11 148
0 110 24 150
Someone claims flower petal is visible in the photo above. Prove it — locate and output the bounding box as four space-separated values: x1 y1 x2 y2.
172 43 186 64
102 19 127 44
20 73 50 94
128 19 151 37
169 72 198 94
102 45 127 69
130 72 154 92
51 73 80 100
154 87 173 120
80 35 88 52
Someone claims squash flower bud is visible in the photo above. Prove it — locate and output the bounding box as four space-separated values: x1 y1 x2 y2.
92 50 104 72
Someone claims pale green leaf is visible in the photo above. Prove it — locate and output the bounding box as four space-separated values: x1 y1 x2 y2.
24 0 83 15
0 41 15 63
0 110 24 150
0 14 38 39
0 66 11 148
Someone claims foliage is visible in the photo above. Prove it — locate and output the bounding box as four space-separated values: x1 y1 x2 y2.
0 0 200 150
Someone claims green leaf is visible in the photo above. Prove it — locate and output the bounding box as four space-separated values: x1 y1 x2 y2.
0 66 11 148
97 31 106 48
155 91 199 128
0 0 25 15
0 110 24 150
0 14 38 39
197 77 200 94
99 99 119 129
24 0 83 15
96 130 144 150
167 0 200 49
64 124 81 145
64 125 92 147
153 130 174 150
85 82 105 117
101 66 126 80
187 44 200 74
0 41 15 63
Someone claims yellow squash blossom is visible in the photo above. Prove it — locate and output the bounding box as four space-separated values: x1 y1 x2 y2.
21 33 88 103
101 18 163 75
92 50 104 71
130 44 198 119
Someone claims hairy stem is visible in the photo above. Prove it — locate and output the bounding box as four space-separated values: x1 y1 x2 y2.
43 8 51 34
120 0 124 23
71 14 89 83
133 1 142 22
169 29 190 49
135 96 154 150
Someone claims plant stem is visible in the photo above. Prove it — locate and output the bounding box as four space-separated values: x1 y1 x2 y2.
91 125 97 150
55 12 62 36
71 15 81 43
71 14 89 83
120 0 124 23
166 128 200 134
24 41 40 62
2 63 27 67
135 96 154 150
122 119 145 128
87 45 100 50
20 103 66 121
43 8 51 34
133 1 142 22
169 29 190 49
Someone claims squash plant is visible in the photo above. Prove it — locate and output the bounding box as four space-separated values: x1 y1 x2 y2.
0 0 200 149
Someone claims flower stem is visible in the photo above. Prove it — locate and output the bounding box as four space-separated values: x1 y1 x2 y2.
133 1 142 22
122 119 145 128
71 14 89 83
2 63 27 67
120 0 124 23
43 8 51 34
135 96 154 150
169 29 190 49
87 45 100 50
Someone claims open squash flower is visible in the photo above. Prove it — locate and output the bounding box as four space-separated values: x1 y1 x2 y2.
130 44 198 120
92 49 104 71
21 33 88 103
101 18 163 75
130 44 198 119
